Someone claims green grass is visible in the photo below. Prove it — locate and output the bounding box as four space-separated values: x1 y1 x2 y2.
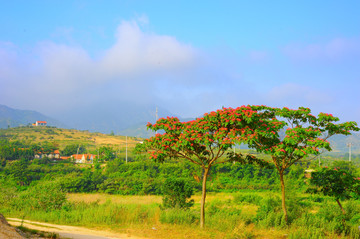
16 225 60 238
2 191 360 239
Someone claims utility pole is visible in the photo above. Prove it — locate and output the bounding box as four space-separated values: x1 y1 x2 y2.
126 136 128 163
76 144 80 163
233 145 236 165
118 143 121 159
155 107 158 134
156 107 158 121
347 143 352 162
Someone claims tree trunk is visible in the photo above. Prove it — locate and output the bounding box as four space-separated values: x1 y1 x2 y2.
279 171 288 223
200 167 210 228
336 199 346 215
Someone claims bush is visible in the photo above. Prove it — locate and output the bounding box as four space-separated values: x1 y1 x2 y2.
0 178 18 209
254 194 306 228
16 181 66 212
161 177 194 209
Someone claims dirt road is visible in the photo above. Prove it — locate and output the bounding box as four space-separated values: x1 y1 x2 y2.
7 218 147 239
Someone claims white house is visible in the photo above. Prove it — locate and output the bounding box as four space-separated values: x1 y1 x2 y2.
35 121 47 126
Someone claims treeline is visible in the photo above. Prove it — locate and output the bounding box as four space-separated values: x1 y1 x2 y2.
0 155 304 194
3 155 354 196
1 137 359 196
0 139 58 161
1 137 360 195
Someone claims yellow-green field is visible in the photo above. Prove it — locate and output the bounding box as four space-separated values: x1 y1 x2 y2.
3 190 359 239
65 192 287 239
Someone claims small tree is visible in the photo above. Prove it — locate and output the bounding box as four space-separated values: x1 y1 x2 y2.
18 181 66 211
162 177 194 209
6 158 31 186
310 167 360 214
139 106 270 228
98 146 116 161
246 106 359 222
61 144 86 156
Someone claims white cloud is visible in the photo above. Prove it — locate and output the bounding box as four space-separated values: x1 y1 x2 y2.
0 19 199 114
100 20 197 78
2 18 357 125
36 42 94 92
135 14 149 26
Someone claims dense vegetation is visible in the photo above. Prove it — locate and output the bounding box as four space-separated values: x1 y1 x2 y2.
1 123 360 238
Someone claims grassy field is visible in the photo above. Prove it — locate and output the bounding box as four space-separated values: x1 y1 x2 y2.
0 126 141 152
3 191 360 239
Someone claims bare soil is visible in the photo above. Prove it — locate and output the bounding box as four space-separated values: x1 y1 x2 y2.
0 214 25 239
7 218 148 239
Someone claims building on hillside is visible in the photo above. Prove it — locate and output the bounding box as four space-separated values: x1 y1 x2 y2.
71 154 96 164
60 156 71 160
304 169 316 179
34 121 47 126
35 149 60 159
48 150 60 159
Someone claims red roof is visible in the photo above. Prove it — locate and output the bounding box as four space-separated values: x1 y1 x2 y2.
36 121 47 123
71 154 97 160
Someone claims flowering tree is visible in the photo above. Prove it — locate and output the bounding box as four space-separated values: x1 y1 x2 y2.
246 106 359 222
139 106 270 228
310 167 360 214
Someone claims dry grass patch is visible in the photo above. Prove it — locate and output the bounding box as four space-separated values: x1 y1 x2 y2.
191 192 234 204
67 193 162 205
0 127 141 151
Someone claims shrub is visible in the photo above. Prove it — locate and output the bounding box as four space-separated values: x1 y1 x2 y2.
161 177 194 209
16 181 66 212
310 167 360 214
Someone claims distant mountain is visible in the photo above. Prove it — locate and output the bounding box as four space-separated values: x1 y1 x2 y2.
0 104 66 129
119 116 196 138
3 103 357 153
53 103 183 137
119 123 154 138
0 103 193 138
327 133 360 154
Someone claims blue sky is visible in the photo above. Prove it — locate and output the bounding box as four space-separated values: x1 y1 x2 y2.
1 0 360 124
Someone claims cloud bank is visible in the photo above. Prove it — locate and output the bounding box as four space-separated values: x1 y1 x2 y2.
0 19 201 114
0 18 359 124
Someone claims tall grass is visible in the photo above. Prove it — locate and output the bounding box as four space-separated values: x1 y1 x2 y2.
7 200 160 228
2 191 360 239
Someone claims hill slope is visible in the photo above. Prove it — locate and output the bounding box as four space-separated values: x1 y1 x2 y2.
0 104 191 138
0 127 141 152
0 105 65 129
